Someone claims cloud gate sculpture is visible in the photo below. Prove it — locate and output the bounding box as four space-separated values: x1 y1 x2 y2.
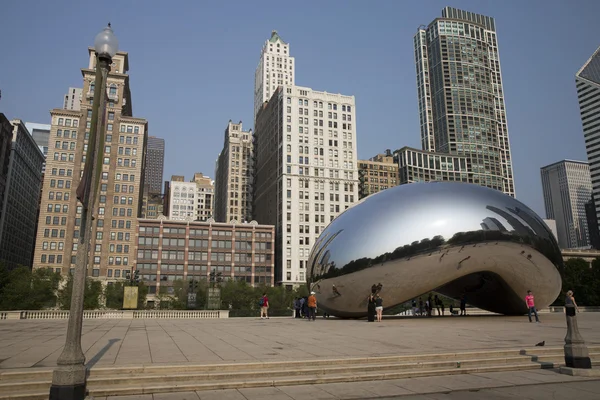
307 182 563 318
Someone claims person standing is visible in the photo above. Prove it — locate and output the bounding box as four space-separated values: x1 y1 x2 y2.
375 294 383 322
427 293 433 317
367 294 376 322
525 290 540 323
411 299 417 316
293 297 301 318
307 291 317 321
418 297 424 317
460 294 467 316
434 295 441 316
260 292 269 319
565 290 579 313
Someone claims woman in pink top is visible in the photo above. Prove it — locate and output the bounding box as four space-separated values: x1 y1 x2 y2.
525 290 540 323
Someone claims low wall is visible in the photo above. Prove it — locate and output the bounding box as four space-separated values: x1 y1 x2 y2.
0 309 229 320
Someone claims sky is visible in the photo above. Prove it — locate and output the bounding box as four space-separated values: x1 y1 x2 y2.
2 0 600 217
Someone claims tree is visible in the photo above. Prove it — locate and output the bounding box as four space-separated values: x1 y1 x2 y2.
559 258 600 306
137 282 149 308
0 265 60 310
57 274 103 310
104 282 124 309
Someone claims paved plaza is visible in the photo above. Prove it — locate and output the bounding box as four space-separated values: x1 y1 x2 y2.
94 372 600 399
1 313 600 369
1 313 600 399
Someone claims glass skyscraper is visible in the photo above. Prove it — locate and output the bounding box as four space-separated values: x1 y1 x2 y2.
414 7 515 196
576 45 600 229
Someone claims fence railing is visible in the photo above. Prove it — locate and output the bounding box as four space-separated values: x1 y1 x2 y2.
2 306 599 321
0 309 229 320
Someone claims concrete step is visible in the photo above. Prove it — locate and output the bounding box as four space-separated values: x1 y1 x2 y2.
0 362 583 400
3 345 596 383
1 348 599 399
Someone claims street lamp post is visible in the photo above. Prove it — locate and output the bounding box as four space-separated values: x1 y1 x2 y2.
49 24 118 400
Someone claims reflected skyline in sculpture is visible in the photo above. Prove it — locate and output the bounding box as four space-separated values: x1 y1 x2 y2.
307 182 563 318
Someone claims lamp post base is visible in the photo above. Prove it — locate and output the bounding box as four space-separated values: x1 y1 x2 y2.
564 354 592 369
49 383 86 400
49 364 87 400
564 309 592 369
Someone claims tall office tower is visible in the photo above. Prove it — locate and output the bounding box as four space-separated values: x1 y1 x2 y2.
415 7 515 196
33 47 148 278
576 45 600 227
585 197 600 249
254 85 359 288
63 87 82 111
214 121 253 223
192 172 214 221
144 136 165 194
0 115 45 269
253 31 295 123
540 160 592 249
25 122 51 173
358 150 399 199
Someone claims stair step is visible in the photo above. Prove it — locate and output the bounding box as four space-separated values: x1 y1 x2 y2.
3 346 595 383
0 362 566 399
1 349 599 399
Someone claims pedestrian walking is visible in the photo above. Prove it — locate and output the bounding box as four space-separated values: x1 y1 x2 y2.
525 290 540 323
260 293 269 319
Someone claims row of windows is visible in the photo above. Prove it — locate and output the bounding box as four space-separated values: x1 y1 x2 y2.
46 204 69 213
56 118 79 127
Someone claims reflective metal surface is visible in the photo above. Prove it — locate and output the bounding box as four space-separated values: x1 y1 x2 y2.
308 182 563 318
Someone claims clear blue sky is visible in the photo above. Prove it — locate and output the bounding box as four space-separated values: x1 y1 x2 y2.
2 0 600 217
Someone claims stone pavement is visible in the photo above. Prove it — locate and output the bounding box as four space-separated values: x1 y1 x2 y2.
90 370 600 399
1 313 600 369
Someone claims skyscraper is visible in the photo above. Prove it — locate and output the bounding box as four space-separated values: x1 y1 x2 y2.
33 47 148 278
540 160 592 249
144 136 165 194
25 122 51 174
576 45 600 227
253 31 295 124
0 115 45 269
63 87 82 111
214 121 253 223
414 7 515 196
254 85 359 288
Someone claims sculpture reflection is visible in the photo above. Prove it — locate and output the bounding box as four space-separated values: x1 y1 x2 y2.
307 182 563 318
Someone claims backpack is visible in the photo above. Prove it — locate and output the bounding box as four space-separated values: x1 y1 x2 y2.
259 297 264 307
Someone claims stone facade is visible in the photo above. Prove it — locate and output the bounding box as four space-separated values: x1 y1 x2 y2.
32 47 148 278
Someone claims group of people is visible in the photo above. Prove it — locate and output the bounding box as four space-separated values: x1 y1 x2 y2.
411 294 459 317
367 293 384 322
261 288 582 322
293 292 319 321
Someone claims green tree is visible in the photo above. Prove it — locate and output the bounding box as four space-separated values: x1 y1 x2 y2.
104 282 124 309
57 274 103 310
559 258 600 306
156 279 187 309
0 266 60 310
137 282 149 308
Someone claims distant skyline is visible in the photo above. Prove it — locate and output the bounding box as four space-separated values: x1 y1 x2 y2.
2 0 600 217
